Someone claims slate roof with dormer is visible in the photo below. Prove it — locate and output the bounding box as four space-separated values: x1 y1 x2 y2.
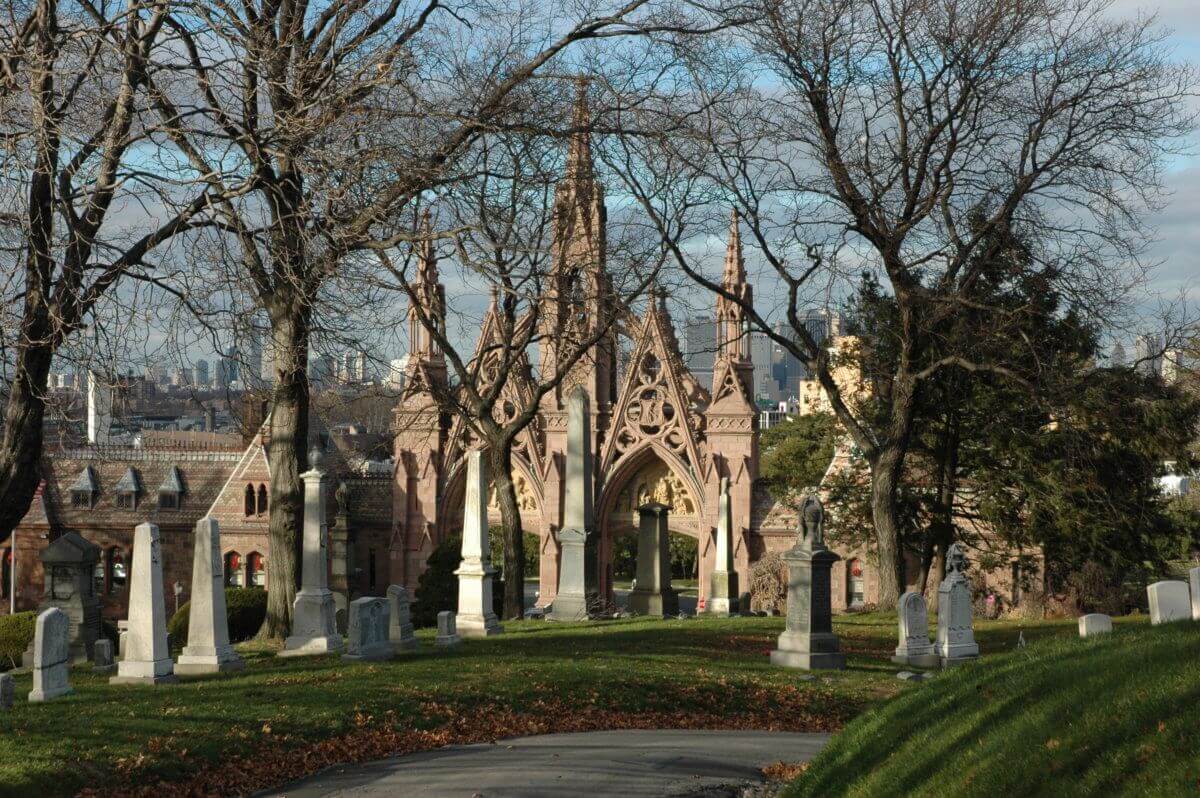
23 446 243 530
68 465 99 494
114 467 142 494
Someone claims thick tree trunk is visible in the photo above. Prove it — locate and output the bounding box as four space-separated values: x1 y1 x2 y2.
869 443 907 609
260 304 310 639
0 342 53 545
489 443 525 620
0 0 57 546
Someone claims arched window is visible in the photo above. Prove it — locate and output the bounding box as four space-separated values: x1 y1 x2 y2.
257 484 269 516
1 549 11 599
846 558 865 607
108 547 128 594
225 551 243 587
244 484 256 516
247 552 266 588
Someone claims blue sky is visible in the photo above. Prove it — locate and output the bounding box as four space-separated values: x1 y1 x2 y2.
1112 1 1200 309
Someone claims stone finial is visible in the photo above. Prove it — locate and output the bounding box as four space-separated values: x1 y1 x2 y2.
946 542 969 576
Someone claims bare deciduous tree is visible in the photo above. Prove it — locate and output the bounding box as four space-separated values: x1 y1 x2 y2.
612 0 1196 605
0 0 222 544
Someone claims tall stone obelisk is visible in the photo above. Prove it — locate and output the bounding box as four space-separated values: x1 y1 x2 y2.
549 386 596 621
770 492 845 670
280 450 344 657
456 450 503 637
706 477 739 616
176 517 245 674
111 523 176 684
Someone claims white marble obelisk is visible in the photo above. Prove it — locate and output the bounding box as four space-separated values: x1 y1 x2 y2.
549 386 596 621
456 450 503 637
280 453 344 657
706 477 739 616
177 517 245 674
111 523 177 684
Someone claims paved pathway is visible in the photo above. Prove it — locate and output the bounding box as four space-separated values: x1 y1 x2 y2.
269 729 829 797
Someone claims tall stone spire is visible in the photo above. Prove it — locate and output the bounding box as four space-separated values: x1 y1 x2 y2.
407 210 446 373
540 77 616 411
716 208 753 364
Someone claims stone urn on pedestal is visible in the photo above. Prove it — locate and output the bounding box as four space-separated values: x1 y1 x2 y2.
770 491 846 670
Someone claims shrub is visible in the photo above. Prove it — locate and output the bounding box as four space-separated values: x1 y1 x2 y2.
413 534 506 627
167 587 267 649
413 535 462 628
749 551 787 614
489 528 539 579
0 611 36 671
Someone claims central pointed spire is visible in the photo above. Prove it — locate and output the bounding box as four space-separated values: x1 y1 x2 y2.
565 77 594 183
723 208 746 285
417 209 439 287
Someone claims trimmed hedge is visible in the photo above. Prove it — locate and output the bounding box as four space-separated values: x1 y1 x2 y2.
167 587 267 649
0 611 36 671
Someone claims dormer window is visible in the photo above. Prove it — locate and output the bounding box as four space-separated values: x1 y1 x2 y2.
158 465 185 510
114 467 142 510
69 466 98 509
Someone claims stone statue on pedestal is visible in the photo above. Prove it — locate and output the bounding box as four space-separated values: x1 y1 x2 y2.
770 492 845 670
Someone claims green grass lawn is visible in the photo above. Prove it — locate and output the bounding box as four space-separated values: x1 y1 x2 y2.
788 617 1198 798
0 612 1146 797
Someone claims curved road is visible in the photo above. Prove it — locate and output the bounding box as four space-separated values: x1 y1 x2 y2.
268 729 829 797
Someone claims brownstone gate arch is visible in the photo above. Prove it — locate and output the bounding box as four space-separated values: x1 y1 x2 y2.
596 443 706 602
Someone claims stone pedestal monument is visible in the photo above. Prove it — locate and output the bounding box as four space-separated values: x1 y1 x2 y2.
629 502 679 617
343 597 393 662
29 607 73 702
329 481 352 634
549 387 597 621
177 517 245 675
893 591 939 667
706 478 739 617
455 450 503 637
112 523 176 685
935 543 980 665
280 453 344 657
770 493 845 670
22 531 100 667
387 585 418 652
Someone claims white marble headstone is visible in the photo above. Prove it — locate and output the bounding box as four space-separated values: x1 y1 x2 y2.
1078 613 1112 638
1147 580 1190 625
435 610 461 648
894 592 938 666
29 608 73 702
